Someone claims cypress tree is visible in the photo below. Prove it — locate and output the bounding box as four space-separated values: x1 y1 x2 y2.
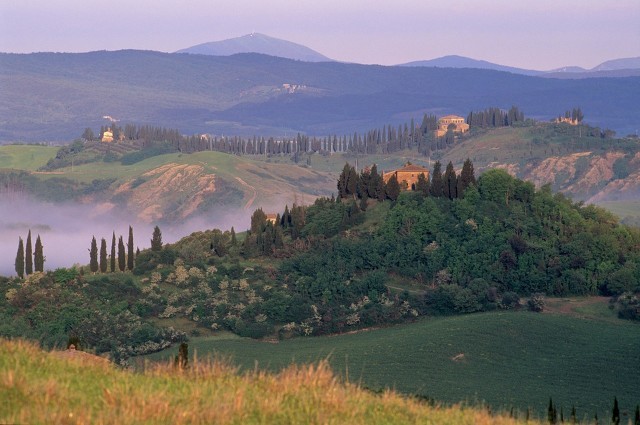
444 161 457 200
99 238 108 273
118 236 126 272
429 161 444 197
110 232 116 272
230 227 237 245
612 397 620 425
346 165 359 198
337 163 350 198
570 406 577 424
127 226 134 271
457 158 476 197
25 230 33 275
415 172 430 196
15 237 24 279
634 404 639 425
89 236 99 273
151 226 162 251
34 235 44 272
548 398 556 424
385 174 400 201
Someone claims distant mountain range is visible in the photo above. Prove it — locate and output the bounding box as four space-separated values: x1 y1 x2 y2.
1 49 639 141
401 55 640 78
176 33 332 62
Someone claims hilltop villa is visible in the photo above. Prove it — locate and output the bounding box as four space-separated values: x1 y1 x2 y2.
435 115 470 137
101 129 114 143
554 116 578 125
383 162 430 191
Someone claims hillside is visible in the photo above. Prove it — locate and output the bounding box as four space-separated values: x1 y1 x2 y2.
176 33 332 62
1 50 639 140
0 339 534 425
144 306 640 417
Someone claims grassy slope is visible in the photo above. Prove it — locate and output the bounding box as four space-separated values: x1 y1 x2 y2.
0 339 532 425
0 145 58 171
143 307 640 418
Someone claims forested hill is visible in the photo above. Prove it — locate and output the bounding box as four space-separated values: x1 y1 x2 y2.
3 165 639 364
1 50 639 140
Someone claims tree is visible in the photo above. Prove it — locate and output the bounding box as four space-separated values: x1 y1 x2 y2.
127 226 134 271
151 226 163 251
385 174 400 201
634 404 639 425
110 232 116 272
230 227 237 245
415 172 430 196
118 236 126 272
99 238 108 273
89 236 99 273
34 235 44 272
250 209 267 234
612 397 620 425
429 161 444 197
457 158 476 197
25 230 33 275
81 127 95 141
15 237 24 279
444 161 457 200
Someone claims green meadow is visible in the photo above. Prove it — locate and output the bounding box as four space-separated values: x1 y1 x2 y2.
144 306 640 419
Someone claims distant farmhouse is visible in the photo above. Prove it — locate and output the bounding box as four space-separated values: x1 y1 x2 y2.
435 115 469 137
554 116 579 125
101 129 114 143
266 214 278 225
383 162 430 191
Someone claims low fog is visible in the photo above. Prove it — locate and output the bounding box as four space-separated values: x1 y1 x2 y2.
0 197 259 277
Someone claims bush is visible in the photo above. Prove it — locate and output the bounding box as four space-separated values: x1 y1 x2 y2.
501 292 520 309
527 293 545 312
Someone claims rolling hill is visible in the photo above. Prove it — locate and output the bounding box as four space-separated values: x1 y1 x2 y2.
401 55 640 79
176 32 332 62
1 50 639 141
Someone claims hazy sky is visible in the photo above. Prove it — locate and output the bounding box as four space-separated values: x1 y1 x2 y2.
1 0 638 70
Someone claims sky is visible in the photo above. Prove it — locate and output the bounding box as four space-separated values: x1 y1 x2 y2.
0 0 638 70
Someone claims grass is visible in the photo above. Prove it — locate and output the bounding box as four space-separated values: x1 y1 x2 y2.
0 339 535 425
0 144 59 171
143 307 640 419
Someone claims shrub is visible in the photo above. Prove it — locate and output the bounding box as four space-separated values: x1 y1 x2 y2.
501 292 520 309
527 293 545 312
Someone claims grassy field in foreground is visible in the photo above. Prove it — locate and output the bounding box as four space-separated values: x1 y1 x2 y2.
0 339 534 425
144 307 640 419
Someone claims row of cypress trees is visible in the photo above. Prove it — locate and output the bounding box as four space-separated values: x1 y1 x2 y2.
88 226 135 274
14 230 44 278
546 397 639 425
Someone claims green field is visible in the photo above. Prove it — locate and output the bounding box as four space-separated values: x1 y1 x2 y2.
0 144 59 170
143 307 640 419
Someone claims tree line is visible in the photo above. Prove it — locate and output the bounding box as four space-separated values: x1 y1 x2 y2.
80 106 531 162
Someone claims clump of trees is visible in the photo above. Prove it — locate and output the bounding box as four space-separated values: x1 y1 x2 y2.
15 231 44 277
467 106 525 128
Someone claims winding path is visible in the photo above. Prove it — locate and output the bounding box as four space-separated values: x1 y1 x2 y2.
235 177 257 210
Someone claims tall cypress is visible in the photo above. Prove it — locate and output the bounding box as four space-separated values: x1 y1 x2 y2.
34 235 44 272
25 230 33 275
110 232 116 272
127 225 134 271
99 238 108 273
151 226 163 251
385 175 400 201
118 236 126 272
89 236 99 273
444 161 457 200
15 237 24 279
457 158 476 197
612 397 620 425
230 227 237 245
429 161 444 197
